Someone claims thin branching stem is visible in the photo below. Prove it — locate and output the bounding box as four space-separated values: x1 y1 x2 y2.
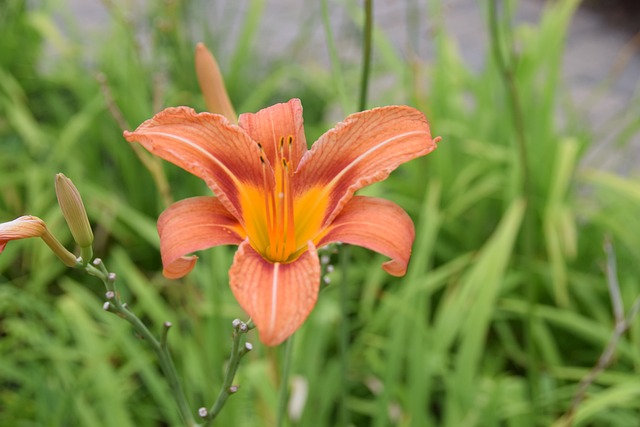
202 319 254 424
87 260 197 427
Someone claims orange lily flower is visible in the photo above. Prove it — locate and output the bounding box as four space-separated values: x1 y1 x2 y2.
124 99 439 345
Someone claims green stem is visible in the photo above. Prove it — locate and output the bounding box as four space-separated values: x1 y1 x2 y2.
276 335 295 427
321 0 351 114
202 319 254 424
338 245 351 427
89 260 197 427
359 0 373 111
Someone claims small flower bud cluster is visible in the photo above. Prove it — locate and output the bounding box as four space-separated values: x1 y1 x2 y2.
319 248 338 286
232 318 248 333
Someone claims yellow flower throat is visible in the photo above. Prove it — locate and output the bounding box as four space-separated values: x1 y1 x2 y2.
240 136 327 263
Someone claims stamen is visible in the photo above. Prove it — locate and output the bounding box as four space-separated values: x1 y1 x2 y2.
287 135 294 168
254 136 299 262
282 158 296 259
259 148 276 257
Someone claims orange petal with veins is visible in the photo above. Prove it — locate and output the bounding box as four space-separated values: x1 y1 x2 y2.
319 196 415 277
238 98 307 169
123 107 268 221
229 240 320 346
295 105 439 227
158 196 245 278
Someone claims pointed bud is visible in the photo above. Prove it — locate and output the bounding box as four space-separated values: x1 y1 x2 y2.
195 42 237 123
55 173 93 252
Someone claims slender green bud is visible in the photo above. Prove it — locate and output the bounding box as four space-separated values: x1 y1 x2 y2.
55 173 94 251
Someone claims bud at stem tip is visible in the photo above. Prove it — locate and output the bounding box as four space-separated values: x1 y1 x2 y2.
55 173 94 250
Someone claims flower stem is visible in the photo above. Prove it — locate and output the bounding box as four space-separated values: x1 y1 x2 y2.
321 0 351 114
338 245 351 427
201 319 254 424
359 0 373 111
87 260 197 427
276 335 295 427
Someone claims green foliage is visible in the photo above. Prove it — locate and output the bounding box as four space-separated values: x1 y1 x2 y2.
1 0 639 426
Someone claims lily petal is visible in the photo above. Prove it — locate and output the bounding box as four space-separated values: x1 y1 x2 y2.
318 196 415 277
124 107 269 221
238 99 307 169
195 43 237 123
296 106 438 227
0 216 47 254
158 196 246 279
229 239 320 346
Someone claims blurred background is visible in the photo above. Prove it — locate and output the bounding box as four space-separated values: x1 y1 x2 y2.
1 0 640 426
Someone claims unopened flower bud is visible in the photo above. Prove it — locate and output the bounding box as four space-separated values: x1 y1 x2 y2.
55 173 93 250
195 43 237 123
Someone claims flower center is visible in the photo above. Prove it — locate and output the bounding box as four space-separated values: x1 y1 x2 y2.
239 136 328 264
255 136 298 262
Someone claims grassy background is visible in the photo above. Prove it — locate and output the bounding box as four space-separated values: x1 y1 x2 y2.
1 0 640 426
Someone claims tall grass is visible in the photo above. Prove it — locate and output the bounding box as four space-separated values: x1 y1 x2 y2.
1 0 640 426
